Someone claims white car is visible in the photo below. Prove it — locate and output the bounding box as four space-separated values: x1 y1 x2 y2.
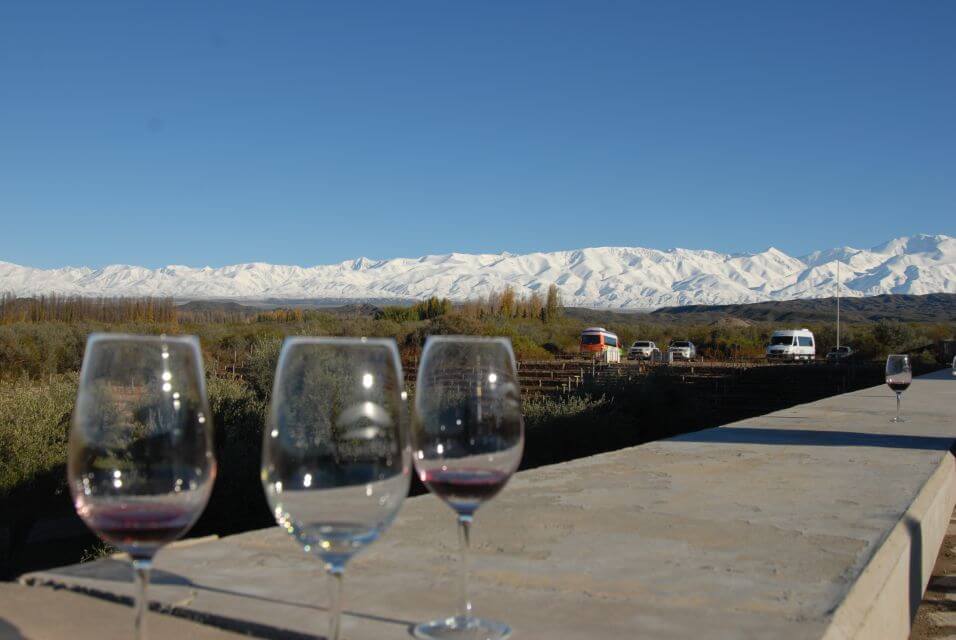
766 329 816 361
627 341 660 360
667 341 696 360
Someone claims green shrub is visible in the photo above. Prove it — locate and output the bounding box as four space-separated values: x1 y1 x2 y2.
872 320 919 352
0 371 272 535
509 335 552 360
246 336 284 399
0 324 87 380
0 373 77 497
198 376 271 533
430 313 484 336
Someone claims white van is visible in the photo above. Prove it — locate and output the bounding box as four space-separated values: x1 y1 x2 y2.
766 329 816 361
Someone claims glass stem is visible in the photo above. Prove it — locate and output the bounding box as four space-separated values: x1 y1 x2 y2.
132 558 152 640
457 514 474 620
896 392 902 421
326 564 345 640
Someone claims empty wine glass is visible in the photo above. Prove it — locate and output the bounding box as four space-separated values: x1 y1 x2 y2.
886 354 912 423
69 334 216 640
261 337 409 640
411 336 524 640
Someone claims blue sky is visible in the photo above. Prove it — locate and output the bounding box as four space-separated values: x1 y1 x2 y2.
1 1 954 268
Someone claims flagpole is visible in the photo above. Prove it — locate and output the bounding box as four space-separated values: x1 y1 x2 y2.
836 260 841 349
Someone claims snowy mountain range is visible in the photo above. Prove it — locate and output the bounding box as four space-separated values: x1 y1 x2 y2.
2 234 954 310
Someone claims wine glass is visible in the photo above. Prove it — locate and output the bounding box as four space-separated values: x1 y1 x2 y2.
411 336 524 640
68 333 216 640
261 337 409 640
886 354 912 423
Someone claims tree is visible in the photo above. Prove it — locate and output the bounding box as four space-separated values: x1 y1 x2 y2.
500 286 516 318
543 284 562 323
528 291 543 321
420 296 451 320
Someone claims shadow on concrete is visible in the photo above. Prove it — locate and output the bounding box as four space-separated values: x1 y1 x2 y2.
30 558 414 639
0 619 29 639
673 427 955 451
32 558 191 586
906 516 924 625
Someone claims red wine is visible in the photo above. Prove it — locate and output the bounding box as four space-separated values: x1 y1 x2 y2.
887 381 910 393
78 501 195 548
421 468 511 513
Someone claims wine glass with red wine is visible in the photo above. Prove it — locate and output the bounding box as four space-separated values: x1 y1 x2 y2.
411 336 524 640
262 337 410 640
886 354 912 423
68 334 216 639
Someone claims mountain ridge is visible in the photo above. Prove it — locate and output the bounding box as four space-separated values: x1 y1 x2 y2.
650 292 956 324
2 233 954 310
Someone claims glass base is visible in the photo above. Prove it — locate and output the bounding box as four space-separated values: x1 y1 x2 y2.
413 615 511 640
890 416 907 423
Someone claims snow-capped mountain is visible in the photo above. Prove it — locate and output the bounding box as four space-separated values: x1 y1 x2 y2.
2 234 954 310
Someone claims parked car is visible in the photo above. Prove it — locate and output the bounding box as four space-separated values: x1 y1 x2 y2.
766 329 816 361
667 340 696 361
825 345 855 363
627 341 660 361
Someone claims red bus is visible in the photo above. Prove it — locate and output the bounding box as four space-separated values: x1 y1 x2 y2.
579 327 621 361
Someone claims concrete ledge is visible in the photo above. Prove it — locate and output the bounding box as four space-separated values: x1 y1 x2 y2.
823 448 956 640
0 582 246 639
14 369 956 639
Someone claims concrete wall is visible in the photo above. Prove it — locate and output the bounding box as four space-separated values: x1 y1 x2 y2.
10 369 956 639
